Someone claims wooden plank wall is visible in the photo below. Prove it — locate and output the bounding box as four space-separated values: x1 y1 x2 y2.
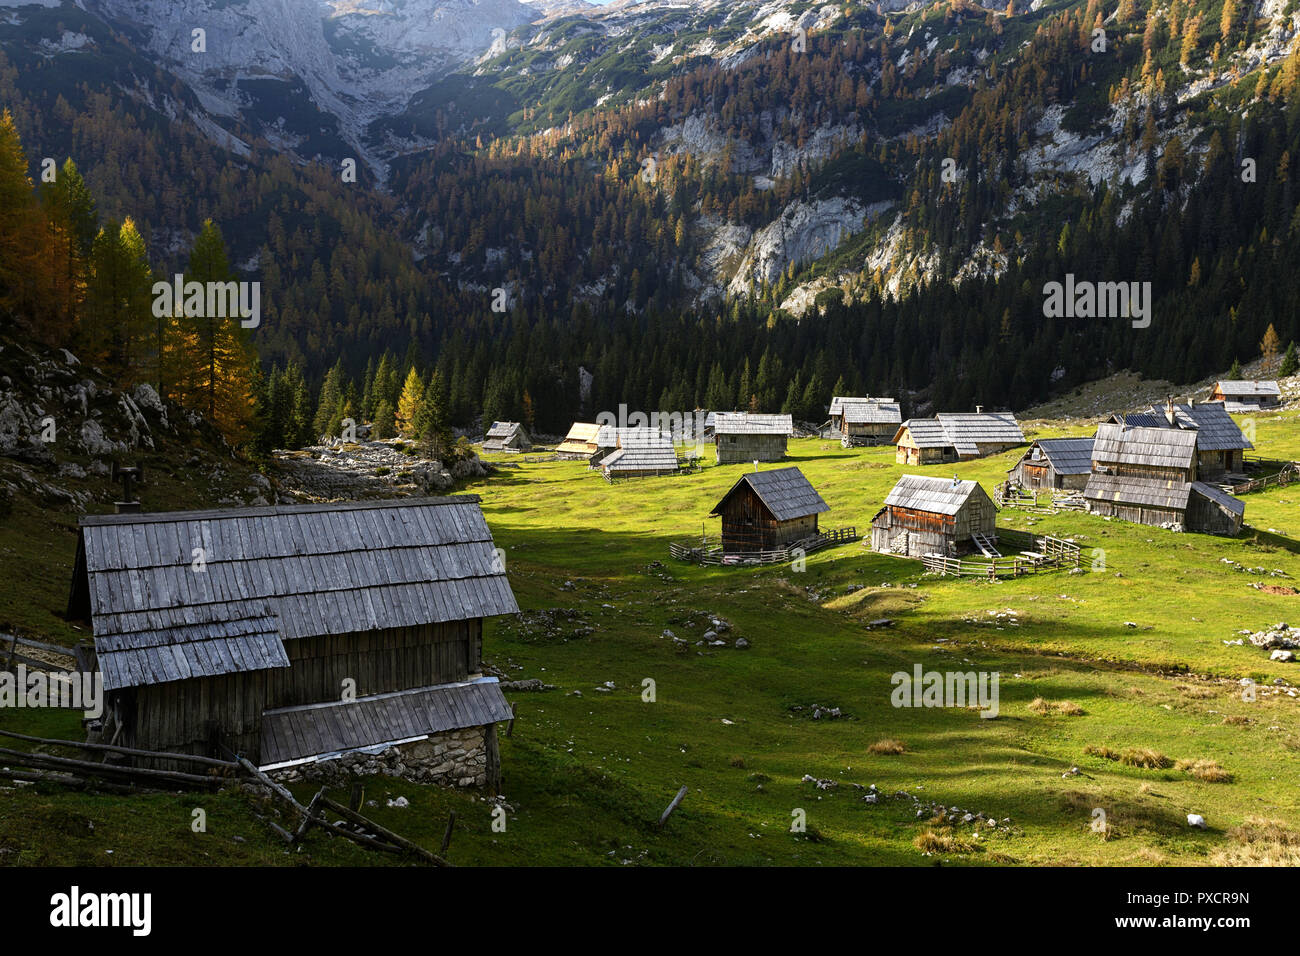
126 618 483 759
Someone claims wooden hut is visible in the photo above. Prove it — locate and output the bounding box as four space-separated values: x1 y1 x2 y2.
709 466 829 553
871 475 998 557
598 428 678 478
893 411 1024 465
829 396 901 446
1209 380 1281 412
1083 423 1242 534
713 412 793 464
482 421 531 453
64 497 519 782
556 422 601 460
1008 437 1094 491
1113 399 1252 478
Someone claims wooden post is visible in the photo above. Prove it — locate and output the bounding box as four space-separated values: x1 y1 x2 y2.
505 702 517 739
657 785 688 828
440 810 456 855
5 633 17 673
293 788 327 844
349 781 364 812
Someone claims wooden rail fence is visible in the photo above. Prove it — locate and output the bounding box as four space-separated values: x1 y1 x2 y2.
670 527 857 566
1228 461 1299 495
921 533 1080 579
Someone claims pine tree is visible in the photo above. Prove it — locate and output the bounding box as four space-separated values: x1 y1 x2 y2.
314 359 345 438
1279 341 1299 377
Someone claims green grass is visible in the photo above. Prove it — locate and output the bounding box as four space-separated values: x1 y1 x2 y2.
1 409 1298 866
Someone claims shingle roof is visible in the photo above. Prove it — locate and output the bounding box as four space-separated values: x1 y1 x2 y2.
594 425 668 447
830 396 896 416
95 605 288 692
1117 404 1252 452
485 421 521 440
74 497 519 690
711 466 829 521
601 444 678 472
1083 473 1192 510
1191 481 1246 518
883 474 988 516
556 422 601 455
897 414 1023 450
896 418 952 448
712 412 794 435
1093 423 1197 470
1022 438 1094 474
1216 380 1280 397
935 413 1025 446
260 677 514 768
843 402 902 425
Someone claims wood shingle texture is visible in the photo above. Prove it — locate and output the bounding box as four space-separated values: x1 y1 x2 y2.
261 678 514 768
1091 423 1197 471
66 497 520 768
893 413 1023 463
555 422 602 459
1211 380 1281 411
1008 437 1095 491
710 466 829 552
712 466 830 522
482 421 531 452
871 474 998 557
713 413 793 464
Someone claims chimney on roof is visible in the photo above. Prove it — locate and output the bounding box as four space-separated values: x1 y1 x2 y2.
1164 396 1176 426
754 459 759 472
975 404 984 414
952 473 960 488
110 461 144 514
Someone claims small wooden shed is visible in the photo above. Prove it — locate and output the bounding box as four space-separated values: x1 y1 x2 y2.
710 467 829 553
599 429 678 478
829 396 901 446
556 422 601 460
1008 437 1094 491
1209 380 1281 412
893 412 1024 465
483 421 531 453
871 475 998 557
713 412 793 464
65 497 519 782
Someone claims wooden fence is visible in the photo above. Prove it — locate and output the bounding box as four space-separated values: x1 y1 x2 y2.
670 527 857 566
1228 461 1299 495
921 533 1080 579
2 632 75 674
996 483 1086 513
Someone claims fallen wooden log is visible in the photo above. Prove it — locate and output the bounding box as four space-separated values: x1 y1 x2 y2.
0 746 215 788
319 795 450 867
0 768 142 794
236 758 405 856
0 729 240 770
658 785 688 828
251 812 295 845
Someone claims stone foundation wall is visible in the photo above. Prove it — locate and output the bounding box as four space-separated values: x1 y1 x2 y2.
272 725 494 789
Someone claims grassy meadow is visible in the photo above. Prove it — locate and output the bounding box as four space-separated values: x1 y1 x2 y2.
1 408 1297 866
